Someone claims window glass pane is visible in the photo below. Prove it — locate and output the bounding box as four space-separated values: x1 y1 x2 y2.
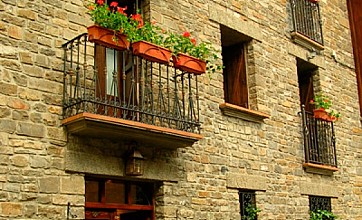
106 48 118 96
105 181 126 203
85 180 99 202
129 183 153 205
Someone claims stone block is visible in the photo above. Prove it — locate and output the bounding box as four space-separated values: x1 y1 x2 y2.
60 175 84 194
1 202 22 216
0 82 17 96
17 122 45 138
10 155 28 167
8 25 22 40
39 176 59 193
30 155 48 168
52 194 84 205
226 173 267 191
19 51 33 64
0 107 11 117
18 9 37 20
24 204 37 218
23 65 44 78
12 110 29 120
0 119 16 133
299 182 339 198
38 204 64 218
7 98 30 110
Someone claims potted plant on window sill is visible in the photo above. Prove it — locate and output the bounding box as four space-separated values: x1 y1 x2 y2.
87 0 130 51
164 32 223 75
310 93 341 122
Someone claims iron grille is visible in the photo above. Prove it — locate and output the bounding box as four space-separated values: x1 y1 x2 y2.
309 196 332 212
300 106 337 167
239 190 257 220
290 0 323 45
62 34 201 133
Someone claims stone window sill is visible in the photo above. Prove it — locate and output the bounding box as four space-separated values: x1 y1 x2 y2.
219 103 270 123
291 32 324 51
303 162 339 175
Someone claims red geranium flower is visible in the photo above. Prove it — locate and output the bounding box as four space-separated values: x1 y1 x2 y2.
117 6 127 15
191 38 196 45
183 31 191 38
97 0 104 5
131 14 144 28
110 1 118 7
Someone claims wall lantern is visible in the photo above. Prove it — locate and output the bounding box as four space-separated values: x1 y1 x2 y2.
125 148 144 176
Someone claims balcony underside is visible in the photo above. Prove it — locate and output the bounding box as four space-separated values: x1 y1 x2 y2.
62 112 203 149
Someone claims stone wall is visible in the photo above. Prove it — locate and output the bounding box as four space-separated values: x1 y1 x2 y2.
0 0 361 219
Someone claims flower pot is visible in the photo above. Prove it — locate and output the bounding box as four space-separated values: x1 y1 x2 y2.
172 53 206 75
313 109 335 122
87 25 130 51
132 41 172 64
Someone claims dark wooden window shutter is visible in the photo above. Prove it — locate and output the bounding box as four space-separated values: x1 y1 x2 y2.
298 71 314 112
223 43 248 108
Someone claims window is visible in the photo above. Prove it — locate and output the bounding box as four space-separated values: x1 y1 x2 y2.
239 190 258 220
85 178 155 220
290 0 324 49
309 196 334 218
297 58 317 112
309 196 332 212
221 25 251 109
104 0 142 14
297 59 338 169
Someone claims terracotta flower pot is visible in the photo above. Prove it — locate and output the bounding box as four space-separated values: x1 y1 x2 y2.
313 109 335 122
132 41 172 64
172 53 206 75
87 25 130 51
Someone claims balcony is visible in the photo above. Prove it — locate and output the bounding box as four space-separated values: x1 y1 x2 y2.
290 0 324 50
300 106 338 174
62 34 202 148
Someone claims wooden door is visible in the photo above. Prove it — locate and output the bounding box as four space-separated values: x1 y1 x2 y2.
95 46 134 117
347 0 362 117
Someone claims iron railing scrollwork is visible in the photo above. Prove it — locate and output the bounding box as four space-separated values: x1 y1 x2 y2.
290 0 323 45
62 34 201 133
300 105 337 167
309 196 332 212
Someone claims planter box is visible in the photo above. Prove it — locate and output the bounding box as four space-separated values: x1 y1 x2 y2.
132 41 171 64
87 25 130 51
172 53 206 75
313 109 336 122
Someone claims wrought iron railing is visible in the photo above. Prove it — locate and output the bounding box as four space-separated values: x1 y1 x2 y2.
290 0 323 45
309 196 332 212
62 33 200 133
300 106 337 167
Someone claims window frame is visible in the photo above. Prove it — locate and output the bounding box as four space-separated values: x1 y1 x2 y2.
239 190 258 220
309 195 332 213
85 177 155 220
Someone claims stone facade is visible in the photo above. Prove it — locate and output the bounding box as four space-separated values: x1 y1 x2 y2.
0 0 362 219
